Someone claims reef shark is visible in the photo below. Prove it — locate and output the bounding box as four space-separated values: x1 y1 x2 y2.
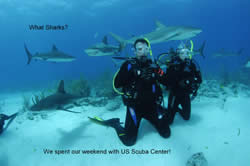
212 48 244 58
109 20 202 45
84 36 125 56
24 44 76 64
30 80 82 112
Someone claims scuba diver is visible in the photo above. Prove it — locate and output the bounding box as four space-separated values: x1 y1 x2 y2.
163 42 202 124
89 38 170 146
0 112 18 135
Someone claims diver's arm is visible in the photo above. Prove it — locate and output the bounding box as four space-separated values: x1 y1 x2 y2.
196 70 202 84
114 61 135 88
8 113 18 120
192 66 202 85
190 62 202 100
191 60 202 84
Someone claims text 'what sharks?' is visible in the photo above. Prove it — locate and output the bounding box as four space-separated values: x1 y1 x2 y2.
29 24 69 30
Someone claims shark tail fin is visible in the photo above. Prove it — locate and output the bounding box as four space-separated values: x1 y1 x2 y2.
24 43 32 65
8 112 18 119
109 32 127 50
198 41 206 59
3 112 18 132
57 80 66 93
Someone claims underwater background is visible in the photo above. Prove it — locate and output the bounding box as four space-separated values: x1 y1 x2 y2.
0 0 250 166
0 0 249 91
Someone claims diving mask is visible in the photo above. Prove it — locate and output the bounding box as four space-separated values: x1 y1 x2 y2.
177 48 191 60
135 43 150 57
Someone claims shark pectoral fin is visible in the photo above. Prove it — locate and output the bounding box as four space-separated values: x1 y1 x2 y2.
73 102 81 107
57 106 81 113
61 109 81 113
56 105 63 110
8 112 19 119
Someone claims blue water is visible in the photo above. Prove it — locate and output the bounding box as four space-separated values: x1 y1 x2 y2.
0 0 249 90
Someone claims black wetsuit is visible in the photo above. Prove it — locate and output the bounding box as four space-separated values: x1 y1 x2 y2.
164 56 202 124
112 58 170 146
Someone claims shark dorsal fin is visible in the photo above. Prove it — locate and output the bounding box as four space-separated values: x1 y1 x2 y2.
102 36 108 45
155 20 166 30
52 45 58 52
238 48 244 55
220 48 225 52
57 80 65 93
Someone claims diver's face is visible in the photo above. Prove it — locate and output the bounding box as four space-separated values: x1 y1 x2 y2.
135 42 149 60
178 48 190 61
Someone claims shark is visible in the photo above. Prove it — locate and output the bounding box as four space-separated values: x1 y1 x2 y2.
24 44 76 64
30 80 82 112
109 20 202 45
84 36 125 56
212 48 244 58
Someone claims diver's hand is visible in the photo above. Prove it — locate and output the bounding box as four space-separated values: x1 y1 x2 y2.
191 91 197 101
149 63 158 70
139 67 164 81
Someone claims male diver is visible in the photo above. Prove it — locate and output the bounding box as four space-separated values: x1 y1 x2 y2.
164 43 202 124
0 112 18 135
89 38 170 146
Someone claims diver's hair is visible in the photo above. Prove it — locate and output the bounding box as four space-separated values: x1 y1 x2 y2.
178 41 190 50
133 38 149 48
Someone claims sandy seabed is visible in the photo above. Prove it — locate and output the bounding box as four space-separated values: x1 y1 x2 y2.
0 83 250 166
